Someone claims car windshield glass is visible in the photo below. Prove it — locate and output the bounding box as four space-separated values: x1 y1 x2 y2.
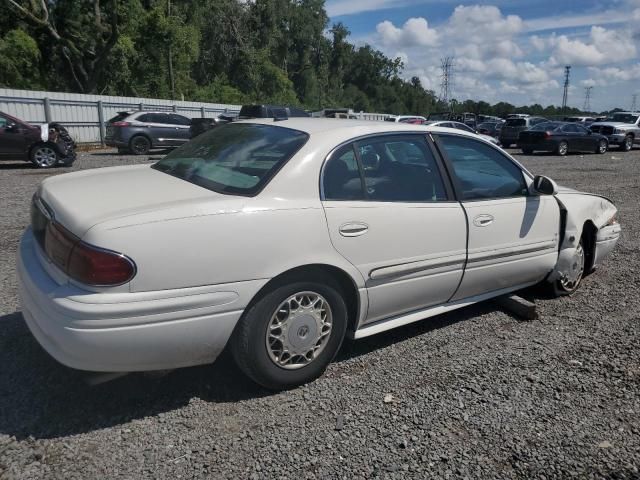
153 123 309 196
610 113 639 123
505 119 526 127
531 122 561 131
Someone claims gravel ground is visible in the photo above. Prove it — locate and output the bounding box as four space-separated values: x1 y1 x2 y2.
0 147 638 479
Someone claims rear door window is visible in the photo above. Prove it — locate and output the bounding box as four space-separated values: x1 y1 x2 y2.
169 114 192 126
505 119 526 127
108 112 131 123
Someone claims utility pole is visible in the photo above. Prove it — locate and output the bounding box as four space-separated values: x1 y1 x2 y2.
583 87 592 112
167 0 176 101
561 65 571 112
631 94 638 112
439 57 454 109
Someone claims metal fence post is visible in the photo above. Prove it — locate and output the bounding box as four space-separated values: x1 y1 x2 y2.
139 102 144 111
97 100 105 146
200 106 205 118
172 104 177 112
43 97 52 123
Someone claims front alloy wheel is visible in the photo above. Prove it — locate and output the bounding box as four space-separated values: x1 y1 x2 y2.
557 141 569 156
31 145 59 168
231 276 347 390
597 139 608 154
552 241 585 296
620 135 633 152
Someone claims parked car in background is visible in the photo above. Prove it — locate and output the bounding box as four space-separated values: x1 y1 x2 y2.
425 120 500 145
239 104 310 119
190 116 231 138
499 116 548 147
18 118 621 389
0 112 76 168
476 122 503 139
105 111 192 155
428 112 477 129
564 116 596 124
384 115 426 124
589 112 640 151
518 122 608 156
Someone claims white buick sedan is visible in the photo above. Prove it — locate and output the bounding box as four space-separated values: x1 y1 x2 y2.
18 119 621 389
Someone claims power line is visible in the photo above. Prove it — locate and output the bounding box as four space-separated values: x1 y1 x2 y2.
439 57 454 107
583 87 592 112
561 65 571 112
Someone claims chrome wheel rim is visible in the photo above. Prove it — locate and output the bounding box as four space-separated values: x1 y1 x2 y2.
559 143 568 155
266 291 333 370
599 141 607 153
625 137 633 150
560 243 585 291
33 147 57 167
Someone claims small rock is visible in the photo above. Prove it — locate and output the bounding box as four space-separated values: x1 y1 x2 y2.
383 394 395 404
598 441 613 449
335 415 345 431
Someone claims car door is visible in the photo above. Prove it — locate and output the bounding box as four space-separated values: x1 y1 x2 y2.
575 124 595 151
168 114 192 144
561 124 582 151
434 134 560 300
321 134 467 324
0 114 27 159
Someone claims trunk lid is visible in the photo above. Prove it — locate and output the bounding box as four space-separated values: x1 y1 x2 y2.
37 164 245 237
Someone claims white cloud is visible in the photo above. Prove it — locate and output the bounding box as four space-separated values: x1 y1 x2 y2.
546 26 637 67
376 17 438 47
523 10 629 33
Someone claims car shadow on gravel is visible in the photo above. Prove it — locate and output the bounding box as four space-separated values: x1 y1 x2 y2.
0 162 35 170
0 298 535 441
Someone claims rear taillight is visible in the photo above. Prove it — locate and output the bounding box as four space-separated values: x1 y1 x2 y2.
43 221 135 286
111 121 130 127
544 131 552 139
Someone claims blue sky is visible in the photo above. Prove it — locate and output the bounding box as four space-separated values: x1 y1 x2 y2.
324 0 640 111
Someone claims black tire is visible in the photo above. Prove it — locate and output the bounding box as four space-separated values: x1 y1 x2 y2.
129 135 151 155
29 143 60 168
230 274 348 390
557 141 568 156
548 240 585 297
596 139 608 154
522 148 533 155
619 135 633 152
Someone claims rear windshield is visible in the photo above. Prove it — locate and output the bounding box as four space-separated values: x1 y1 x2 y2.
505 119 526 127
531 122 561 131
108 112 130 123
152 123 309 196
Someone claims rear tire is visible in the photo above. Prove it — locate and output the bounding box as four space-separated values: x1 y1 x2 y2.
557 141 568 156
29 144 59 168
230 275 348 390
129 135 151 155
596 139 608 154
522 148 533 155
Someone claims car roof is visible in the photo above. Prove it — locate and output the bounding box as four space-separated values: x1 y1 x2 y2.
234 117 482 139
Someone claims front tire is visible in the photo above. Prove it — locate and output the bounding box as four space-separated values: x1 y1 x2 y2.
230 275 348 390
596 139 608 154
30 144 59 168
619 135 633 152
549 240 585 297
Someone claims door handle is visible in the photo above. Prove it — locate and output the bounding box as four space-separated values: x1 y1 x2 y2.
339 222 369 237
473 214 494 227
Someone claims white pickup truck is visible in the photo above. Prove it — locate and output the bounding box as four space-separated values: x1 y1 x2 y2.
589 112 640 151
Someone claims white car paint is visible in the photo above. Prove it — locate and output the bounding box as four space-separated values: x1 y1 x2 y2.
17 118 621 373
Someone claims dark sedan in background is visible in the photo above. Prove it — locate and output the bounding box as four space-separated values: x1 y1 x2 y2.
518 122 609 156
499 116 548 147
476 121 503 139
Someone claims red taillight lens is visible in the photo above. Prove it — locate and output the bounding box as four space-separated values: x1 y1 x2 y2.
43 221 135 286
111 121 130 127
544 131 552 139
68 242 135 286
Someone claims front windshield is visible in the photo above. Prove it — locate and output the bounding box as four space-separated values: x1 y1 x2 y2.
609 113 639 123
153 123 309 196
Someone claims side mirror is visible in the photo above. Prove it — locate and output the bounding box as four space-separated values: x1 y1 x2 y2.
533 175 558 195
4 123 18 133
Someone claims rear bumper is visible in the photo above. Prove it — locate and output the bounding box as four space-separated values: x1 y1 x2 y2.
17 228 267 372
105 139 129 148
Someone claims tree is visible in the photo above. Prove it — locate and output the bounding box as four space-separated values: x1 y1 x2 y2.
0 29 42 89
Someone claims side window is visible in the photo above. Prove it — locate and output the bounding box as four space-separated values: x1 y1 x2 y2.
0 115 7 129
169 114 191 126
575 125 589 134
323 145 365 201
137 114 152 123
562 124 579 133
357 136 447 202
438 135 529 201
155 114 173 124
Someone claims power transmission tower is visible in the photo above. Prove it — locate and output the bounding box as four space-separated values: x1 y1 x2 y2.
583 87 592 112
631 94 638 112
439 57 454 108
561 65 571 112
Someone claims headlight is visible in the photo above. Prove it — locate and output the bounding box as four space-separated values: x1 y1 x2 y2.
614 128 625 134
606 214 618 226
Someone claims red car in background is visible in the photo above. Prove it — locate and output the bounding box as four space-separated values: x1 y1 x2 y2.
0 112 76 168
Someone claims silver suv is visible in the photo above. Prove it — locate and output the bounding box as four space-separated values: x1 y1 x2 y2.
105 111 192 155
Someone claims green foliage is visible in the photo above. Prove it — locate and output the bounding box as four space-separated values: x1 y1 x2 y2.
0 29 42 89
